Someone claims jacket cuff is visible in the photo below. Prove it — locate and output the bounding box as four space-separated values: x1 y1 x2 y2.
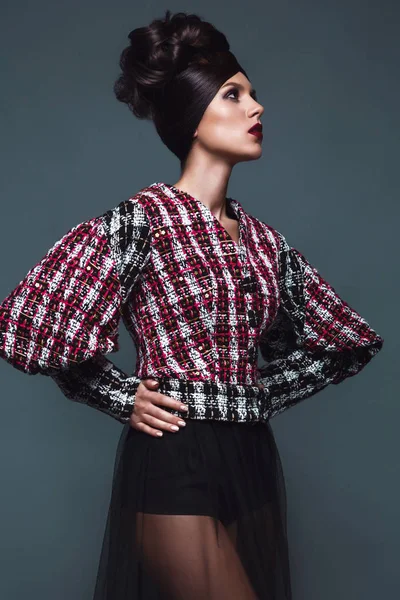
109 376 142 424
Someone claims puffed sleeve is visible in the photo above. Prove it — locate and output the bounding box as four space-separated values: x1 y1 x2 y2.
257 232 384 421
0 197 151 423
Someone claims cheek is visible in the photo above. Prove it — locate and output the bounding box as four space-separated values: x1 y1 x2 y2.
198 109 248 150
208 120 245 147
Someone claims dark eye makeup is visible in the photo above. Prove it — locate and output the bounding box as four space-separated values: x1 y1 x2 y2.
224 86 258 102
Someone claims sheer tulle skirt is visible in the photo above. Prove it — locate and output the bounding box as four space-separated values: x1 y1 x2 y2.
92 416 292 600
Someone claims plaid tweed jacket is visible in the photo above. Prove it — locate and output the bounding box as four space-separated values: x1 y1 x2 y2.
0 182 384 424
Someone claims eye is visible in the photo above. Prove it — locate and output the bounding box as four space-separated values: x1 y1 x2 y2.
224 87 258 103
225 88 239 100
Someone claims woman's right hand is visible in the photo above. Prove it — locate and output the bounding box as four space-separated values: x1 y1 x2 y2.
129 378 188 437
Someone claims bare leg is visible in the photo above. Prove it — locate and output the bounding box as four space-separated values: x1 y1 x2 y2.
135 513 258 600
226 501 287 599
226 519 238 547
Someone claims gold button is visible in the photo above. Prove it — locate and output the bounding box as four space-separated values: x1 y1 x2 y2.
155 232 159 237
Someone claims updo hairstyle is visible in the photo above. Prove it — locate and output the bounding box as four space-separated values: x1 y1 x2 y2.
113 10 249 167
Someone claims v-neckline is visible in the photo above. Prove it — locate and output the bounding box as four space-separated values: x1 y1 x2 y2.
157 182 244 251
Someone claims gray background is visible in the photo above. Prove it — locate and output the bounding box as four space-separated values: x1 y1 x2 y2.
0 1 398 598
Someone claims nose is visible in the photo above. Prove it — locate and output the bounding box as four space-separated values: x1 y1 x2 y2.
248 101 264 119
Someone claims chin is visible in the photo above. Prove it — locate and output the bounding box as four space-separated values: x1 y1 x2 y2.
236 147 263 164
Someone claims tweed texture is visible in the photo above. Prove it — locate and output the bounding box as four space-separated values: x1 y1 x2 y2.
257 235 384 420
0 182 383 423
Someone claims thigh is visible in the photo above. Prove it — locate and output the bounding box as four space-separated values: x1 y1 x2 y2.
224 500 291 600
135 513 258 600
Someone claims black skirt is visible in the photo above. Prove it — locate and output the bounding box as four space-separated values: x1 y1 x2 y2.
92 415 292 599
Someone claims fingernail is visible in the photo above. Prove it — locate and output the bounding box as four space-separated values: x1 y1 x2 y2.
178 421 186 427
180 405 188 411
170 425 179 431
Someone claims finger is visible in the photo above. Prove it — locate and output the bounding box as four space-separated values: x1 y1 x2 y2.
145 403 187 427
142 412 186 433
133 421 164 438
150 390 189 413
140 378 160 390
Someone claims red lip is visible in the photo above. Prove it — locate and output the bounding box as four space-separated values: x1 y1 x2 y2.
248 123 263 133
248 123 263 139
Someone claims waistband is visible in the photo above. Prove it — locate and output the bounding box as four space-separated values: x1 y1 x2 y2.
153 376 270 423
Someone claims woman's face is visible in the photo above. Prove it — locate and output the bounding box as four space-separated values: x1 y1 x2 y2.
194 71 265 165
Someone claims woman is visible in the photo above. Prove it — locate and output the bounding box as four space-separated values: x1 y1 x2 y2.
0 10 384 600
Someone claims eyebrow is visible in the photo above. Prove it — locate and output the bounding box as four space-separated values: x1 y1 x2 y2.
221 82 257 97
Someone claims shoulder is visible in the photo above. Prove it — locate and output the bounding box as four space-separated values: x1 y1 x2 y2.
98 186 153 229
96 181 182 232
240 206 304 285
30 185 157 279
67 184 160 249
239 203 287 253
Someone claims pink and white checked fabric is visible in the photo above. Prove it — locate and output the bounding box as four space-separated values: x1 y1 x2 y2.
0 182 384 423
